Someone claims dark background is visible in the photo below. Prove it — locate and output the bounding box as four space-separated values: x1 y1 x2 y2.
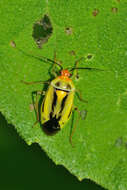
0 113 106 190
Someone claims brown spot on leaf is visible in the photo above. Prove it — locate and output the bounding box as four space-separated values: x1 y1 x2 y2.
111 7 118 13
87 54 93 59
92 9 99 17
10 41 16 48
65 27 73 35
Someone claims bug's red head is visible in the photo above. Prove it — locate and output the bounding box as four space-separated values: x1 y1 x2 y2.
61 69 71 78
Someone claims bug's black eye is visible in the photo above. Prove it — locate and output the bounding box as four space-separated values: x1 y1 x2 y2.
67 84 71 90
56 82 60 87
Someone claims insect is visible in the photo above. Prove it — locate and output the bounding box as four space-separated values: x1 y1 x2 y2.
22 53 102 146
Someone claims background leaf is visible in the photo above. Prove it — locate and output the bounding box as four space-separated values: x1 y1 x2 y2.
0 0 127 190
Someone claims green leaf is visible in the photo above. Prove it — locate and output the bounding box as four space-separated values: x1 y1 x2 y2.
0 1 127 190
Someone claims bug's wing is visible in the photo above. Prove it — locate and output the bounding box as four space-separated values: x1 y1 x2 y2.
59 91 74 128
41 85 54 124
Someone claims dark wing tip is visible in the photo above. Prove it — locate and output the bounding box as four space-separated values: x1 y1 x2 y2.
42 117 61 135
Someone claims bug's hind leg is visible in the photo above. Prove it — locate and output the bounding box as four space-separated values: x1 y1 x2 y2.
69 107 81 147
69 107 87 147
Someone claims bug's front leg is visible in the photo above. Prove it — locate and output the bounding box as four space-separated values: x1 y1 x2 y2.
50 51 62 77
71 57 84 79
75 89 88 103
51 51 57 76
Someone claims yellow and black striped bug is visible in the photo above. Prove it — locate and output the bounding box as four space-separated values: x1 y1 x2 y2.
22 53 102 146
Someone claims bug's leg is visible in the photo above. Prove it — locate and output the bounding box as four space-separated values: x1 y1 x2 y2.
71 57 84 79
69 107 81 147
32 90 45 127
69 107 87 147
50 51 57 77
21 79 47 126
75 89 88 103
21 80 50 85
71 60 79 79
50 51 62 77
74 60 79 79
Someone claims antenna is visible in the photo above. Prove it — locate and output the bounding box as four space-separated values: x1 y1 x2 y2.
69 67 105 72
12 44 63 70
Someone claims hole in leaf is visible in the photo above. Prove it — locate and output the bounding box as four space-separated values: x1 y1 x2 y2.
111 7 118 13
65 27 73 35
87 54 93 59
32 14 53 48
92 9 99 17
85 54 94 61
